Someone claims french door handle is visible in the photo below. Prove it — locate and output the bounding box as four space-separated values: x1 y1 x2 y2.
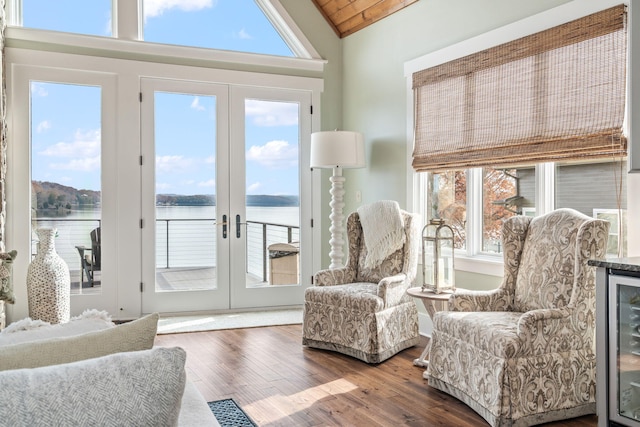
222 215 227 239
236 215 241 238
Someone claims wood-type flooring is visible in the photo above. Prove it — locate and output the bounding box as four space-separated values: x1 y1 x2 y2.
155 324 597 427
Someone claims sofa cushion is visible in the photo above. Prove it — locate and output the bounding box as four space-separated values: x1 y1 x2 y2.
433 311 523 358
305 283 383 312
0 309 114 346
0 312 159 371
0 346 186 427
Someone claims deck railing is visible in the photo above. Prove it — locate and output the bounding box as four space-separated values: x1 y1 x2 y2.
34 218 300 283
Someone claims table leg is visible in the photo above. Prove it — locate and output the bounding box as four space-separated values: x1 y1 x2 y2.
413 298 448 368
413 339 432 367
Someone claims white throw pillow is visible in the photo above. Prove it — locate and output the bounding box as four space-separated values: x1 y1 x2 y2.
0 347 186 427
0 312 159 371
0 309 114 346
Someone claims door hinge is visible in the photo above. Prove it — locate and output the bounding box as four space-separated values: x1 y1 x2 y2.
140 282 144 292
311 275 314 285
139 155 143 166
310 105 313 114
311 218 314 228
139 92 143 102
140 219 144 229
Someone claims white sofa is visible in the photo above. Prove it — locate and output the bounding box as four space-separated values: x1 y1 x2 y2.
0 311 219 427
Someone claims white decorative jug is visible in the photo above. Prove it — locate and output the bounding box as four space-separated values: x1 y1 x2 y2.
27 228 70 324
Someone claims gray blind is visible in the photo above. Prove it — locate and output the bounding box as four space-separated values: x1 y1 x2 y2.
412 5 627 173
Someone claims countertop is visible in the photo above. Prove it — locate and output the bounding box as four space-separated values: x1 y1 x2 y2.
588 257 640 273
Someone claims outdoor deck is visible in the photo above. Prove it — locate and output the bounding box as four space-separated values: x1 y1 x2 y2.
69 267 272 296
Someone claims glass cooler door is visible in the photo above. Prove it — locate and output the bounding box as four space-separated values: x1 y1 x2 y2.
610 274 640 426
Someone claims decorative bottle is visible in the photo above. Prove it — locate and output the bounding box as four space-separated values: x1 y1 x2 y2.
26 228 70 324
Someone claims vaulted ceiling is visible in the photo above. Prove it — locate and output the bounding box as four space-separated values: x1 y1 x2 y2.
311 0 420 38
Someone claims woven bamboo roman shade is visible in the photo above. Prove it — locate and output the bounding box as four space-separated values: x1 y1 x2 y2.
412 5 627 173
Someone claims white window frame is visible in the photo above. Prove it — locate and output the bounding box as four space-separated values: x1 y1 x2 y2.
404 0 634 277
5 0 325 72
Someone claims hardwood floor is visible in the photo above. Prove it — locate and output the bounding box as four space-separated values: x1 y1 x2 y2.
155 325 598 427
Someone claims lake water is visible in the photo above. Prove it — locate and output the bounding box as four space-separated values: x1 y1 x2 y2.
36 206 300 275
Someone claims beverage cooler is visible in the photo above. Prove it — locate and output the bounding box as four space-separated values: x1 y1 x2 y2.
609 274 640 426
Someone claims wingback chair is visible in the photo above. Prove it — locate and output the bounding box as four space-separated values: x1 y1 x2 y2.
302 209 421 363
426 208 609 427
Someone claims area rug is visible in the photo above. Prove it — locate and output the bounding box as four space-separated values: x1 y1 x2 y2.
208 398 257 427
157 308 302 334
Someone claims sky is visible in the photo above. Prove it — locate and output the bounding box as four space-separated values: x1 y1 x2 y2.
27 0 301 197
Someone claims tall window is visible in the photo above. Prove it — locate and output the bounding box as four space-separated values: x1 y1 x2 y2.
30 81 103 293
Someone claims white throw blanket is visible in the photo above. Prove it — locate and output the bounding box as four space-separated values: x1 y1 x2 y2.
357 200 405 269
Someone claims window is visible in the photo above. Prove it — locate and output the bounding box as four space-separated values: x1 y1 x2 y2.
427 171 466 250
556 160 627 257
420 160 626 259
482 168 524 254
11 0 314 60
142 0 293 56
408 4 629 265
22 0 112 37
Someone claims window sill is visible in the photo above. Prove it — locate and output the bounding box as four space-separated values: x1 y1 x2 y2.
455 254 503 277
5 27 327 73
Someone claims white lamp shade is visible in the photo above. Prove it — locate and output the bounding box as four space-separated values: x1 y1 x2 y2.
310 131 365 169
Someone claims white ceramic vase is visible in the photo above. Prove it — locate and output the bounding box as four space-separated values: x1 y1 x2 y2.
27 228 70 324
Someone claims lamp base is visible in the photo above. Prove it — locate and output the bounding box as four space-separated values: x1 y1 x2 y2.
328 169 345 269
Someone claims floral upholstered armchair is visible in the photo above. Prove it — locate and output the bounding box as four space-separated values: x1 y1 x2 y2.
302 207 420 363
426 208 610 427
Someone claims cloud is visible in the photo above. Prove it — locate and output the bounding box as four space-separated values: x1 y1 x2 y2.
245 100 299 127
156 155 196 174
235 28 252 40
144 0 215 19
246 140 298 169
247 182 262 193
203 156 215 164
156 182 173 191
31 82 48 97
191 96 206 111
198 179 216 188
104 10 112 36
49 156 100 172
36 120 51 133
38 129 101 158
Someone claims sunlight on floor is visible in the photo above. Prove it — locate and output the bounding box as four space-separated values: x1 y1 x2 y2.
244 379 359 425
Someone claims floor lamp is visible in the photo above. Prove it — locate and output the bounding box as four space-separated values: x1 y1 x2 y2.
310 130 365 269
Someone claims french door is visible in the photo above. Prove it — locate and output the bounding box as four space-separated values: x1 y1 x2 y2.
140 78 311 313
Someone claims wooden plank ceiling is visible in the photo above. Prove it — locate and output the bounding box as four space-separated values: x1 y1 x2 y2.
311 0 420 38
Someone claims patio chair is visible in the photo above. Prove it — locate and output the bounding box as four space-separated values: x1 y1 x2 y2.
75 227 101 287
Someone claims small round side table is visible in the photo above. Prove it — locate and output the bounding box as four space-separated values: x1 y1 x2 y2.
407 286 454 368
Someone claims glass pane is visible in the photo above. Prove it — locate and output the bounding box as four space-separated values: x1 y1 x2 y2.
617 283 640 421
556 160 627 257
245 99 300 287
30 82 102 295
426 170 466 250
22 0 112 37
143 0 294 57
481 168 534 254
154 92 217 292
